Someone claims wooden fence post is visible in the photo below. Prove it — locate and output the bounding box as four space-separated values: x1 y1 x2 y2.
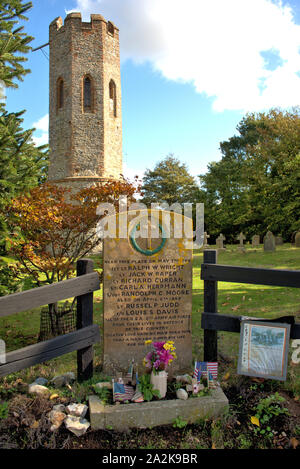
203 249 218 362
77 258 94 382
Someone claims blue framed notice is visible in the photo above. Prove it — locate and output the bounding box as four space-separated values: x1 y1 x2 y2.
237 321 290 381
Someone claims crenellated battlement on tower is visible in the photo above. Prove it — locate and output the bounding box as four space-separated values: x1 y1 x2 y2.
49 12 119 36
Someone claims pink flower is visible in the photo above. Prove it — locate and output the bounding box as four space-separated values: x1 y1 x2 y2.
143 339 176 372
153 359 161 370
153 341 166 351
146 351 153 361
159 349 173 365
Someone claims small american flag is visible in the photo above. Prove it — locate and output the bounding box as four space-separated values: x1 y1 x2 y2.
193 362 218 381
207 362 218 379
193 361 199 379
131 390 144 403
126 360 134 382
207 370 217 388
113 381 135 402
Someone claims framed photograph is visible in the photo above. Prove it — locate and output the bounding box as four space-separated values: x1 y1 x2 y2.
237 321 290 381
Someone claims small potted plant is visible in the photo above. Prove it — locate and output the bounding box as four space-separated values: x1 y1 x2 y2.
143 340 177 398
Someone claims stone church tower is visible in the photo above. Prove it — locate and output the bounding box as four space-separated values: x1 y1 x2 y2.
48 13 123 190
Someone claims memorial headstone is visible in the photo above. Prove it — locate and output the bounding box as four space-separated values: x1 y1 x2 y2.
236 232 246 251
295 232 300 248
264 231 276 252
237 232 246 246
216 234 226 251
275 235 283 246
102 209 193 375
252 235 260 247
291 231 298 246
203 232 210 249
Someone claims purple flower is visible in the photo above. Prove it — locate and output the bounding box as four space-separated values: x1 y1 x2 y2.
153 359 161 370
143 339 176 372
153 341 166 351
146 351 153 361
159 349 173 365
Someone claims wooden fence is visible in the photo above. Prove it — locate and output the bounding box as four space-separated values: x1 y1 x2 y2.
202 249 300 361
1 251 299 378
0 259 100 381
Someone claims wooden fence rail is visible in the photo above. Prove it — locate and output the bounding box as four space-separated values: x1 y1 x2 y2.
0 259 101 381
201 250 300 361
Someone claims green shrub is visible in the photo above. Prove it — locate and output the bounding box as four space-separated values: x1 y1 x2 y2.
137 374 160 401
252 392 289 439
0 260 21 296
0 401 9 419
93 385 111 405
173 416 188 428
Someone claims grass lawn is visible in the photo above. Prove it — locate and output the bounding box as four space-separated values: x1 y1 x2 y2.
192 244 300 397
0 244 299 391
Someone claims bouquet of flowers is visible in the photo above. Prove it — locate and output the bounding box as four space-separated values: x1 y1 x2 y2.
143 340 177 374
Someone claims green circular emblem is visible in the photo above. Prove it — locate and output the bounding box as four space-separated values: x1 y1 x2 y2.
129 221 167 256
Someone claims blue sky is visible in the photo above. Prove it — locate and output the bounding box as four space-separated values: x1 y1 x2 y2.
5 0 300 180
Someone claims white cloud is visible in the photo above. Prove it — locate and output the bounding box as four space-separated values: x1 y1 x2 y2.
33 114 49 133
32 114 49 146
69 0 300 112
122 162 145 182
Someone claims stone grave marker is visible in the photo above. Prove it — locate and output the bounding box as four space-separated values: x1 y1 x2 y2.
275 235 283 246
264 231 276 252
252 235 260 247
295 232 300 248
236 232 246 251
216 233 226 251
102 209 193 376
291 231 298 246
237 232 246 246
203 231 210 249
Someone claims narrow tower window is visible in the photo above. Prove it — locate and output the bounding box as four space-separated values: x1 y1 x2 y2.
83 76 93 112
57 78 64 110
107 22 114 36
109 79 117 117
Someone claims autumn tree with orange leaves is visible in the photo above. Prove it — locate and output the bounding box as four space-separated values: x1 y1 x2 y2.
6 179 141 286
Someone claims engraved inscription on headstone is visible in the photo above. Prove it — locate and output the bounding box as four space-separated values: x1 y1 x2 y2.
102 210 193 375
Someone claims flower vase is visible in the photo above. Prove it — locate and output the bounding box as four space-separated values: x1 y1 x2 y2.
150 370 168 399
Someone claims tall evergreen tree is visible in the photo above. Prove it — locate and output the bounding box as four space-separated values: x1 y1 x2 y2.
0 1 48 244
142 154 202 207
0 1 33 88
